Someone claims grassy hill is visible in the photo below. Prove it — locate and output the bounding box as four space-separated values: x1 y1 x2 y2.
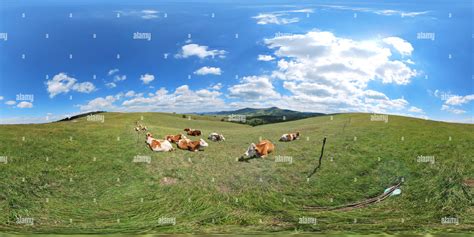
199 107 324 126
0 112 472 234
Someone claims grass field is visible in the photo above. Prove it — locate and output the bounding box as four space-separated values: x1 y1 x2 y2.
0 112 472 234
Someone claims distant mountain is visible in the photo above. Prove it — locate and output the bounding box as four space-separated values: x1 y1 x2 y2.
199 107 324 126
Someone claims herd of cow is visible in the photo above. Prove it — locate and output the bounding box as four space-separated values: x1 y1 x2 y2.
136 121 300 159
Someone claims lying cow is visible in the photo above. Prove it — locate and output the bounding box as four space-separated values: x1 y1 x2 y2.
208 132 225 141
241 140 275 159
279 132 300 142
177 138 208 152
165 134 186 143
146 133 174 152
186 129 202 136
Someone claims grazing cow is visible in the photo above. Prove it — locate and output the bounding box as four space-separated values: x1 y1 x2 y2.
208 132 225 142
279 132 300 142
165 134 186 143
242 140 275 159
145 133 174 152
186 129 202 136
177 138 208 152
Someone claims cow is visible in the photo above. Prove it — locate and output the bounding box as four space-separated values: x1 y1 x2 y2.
186 129 202 136
145 133 174 152
279 132 300 142
208 132 225 142
241 140 275 159
177 138 208 152
165 134 186 143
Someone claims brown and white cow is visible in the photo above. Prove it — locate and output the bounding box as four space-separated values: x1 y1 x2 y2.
186 129 202 136
146 133 174 152
279 132 300 142
165 134 187 143
177 138 208 152
242 140 275 159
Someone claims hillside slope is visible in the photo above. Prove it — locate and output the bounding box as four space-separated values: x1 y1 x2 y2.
0 112 472 234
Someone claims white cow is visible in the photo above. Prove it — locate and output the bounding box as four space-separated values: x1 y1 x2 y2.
146 133 174 152
208 132 225 141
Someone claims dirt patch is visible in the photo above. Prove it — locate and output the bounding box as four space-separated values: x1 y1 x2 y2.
217 184 231 193
160 177 178 186
464 179 474 187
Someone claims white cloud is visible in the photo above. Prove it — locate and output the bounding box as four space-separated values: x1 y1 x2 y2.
405 59 415 64
445 94 474 106
5 100 16 105
408 106 424 113
321 5 429 18
375 10 429 17
228 76 280 101
17 101 33 108
108 68 119 75
210 83 223 90
115 9 159 19
113 74 126 82
141 10 159 19
140 73 155 84
72 82 95 93
78 95 118 112
441 105 466 114
255 30 418 113
105 82 117 88
125 90 136 97
194 66 222 76
288 8 314 13
253 13 299 25
383 37 414 56
79 85 227 113
257 54 275 61
252 8 313 25
46 73 96 98
0 96 3 100
175 44 226 59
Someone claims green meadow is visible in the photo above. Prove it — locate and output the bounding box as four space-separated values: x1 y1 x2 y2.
0 112 472 234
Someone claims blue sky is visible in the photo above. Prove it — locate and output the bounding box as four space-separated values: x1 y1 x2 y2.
0 0 472 124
